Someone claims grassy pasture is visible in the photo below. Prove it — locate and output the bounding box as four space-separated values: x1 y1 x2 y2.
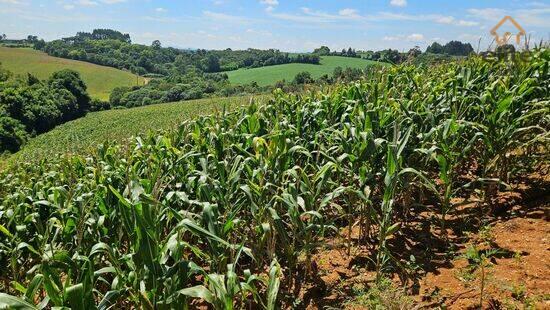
0 47 145 100
226 56 386 86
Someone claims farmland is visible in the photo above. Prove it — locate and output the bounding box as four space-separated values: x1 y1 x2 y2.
0 47 145 100
226 56 385 86
7 95 261 164
1 49 548 309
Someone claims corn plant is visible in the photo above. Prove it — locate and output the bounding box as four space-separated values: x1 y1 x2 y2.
0 48 547 308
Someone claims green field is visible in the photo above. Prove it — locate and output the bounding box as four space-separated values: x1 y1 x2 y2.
6 95 262 164
226 56 387 86
0 47 145 100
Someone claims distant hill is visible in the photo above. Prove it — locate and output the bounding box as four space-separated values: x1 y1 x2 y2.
226 56 388 86
0 47 145 100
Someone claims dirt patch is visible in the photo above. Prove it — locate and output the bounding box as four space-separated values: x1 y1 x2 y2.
419 214 549 309
292 175 550 309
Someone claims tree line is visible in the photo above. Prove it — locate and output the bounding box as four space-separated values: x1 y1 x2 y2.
38 30 320 76
425 40 474 56
313 46 360 58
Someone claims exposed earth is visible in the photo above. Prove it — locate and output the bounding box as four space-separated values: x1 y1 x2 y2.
282 172 550 309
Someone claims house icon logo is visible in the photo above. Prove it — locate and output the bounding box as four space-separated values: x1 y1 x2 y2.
490 16 526 46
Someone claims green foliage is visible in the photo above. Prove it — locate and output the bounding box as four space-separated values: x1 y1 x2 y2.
0 61 11 82
293 71 313 84
313 46 331 56
363 49 404 64
345 278 414 310
0 116 28 153
0 66 91 152
426 40 475 56
0 49 548 308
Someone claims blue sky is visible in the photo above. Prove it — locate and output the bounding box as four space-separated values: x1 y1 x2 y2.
1 0 549 51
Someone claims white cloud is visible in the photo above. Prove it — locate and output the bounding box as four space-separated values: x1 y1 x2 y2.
142 16 178 23
390 0 407 7
260 0 278 12
100 0 126 4
339 8 360 19
383 35 401 41
77 0 98 6
382 33 424 42
372 12 478 26
457 20 478 26
270 7 364 23
0 0 24 4
466 8 505 21
246 28 273 36
203 11 252 24
155 7 167 13
435 16 454 24
466 6 550 27
407 33 424 41
63 4 75 10
260 0 278 6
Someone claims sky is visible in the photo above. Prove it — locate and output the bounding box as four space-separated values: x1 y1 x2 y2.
1 0 549 52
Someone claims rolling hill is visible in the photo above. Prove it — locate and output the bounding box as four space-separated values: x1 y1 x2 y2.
226 56 387 86
6 95 264 164
0 47 145 100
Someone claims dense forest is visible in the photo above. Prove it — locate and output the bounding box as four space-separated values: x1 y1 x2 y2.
0 64 90 152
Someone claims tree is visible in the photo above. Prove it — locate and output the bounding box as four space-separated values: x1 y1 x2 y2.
443 41 474 56
0 34 5 41
151 40 162 49
426 42 444 54
73 29 131 43
48 69 91 117
0 62 12 82
26 35 38 43
0 116 28 153
34 39 46 50
313 46 331 56
109 86 131 107
202 55 221 73
333 66 343 79
27 73 40 86
293 71 313 84
407 46 422 59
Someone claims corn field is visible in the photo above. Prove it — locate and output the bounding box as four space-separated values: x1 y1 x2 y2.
0 50 548 309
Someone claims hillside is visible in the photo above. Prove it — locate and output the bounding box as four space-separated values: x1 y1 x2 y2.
226 56 386 86
0 47 145 100
1 50 548 309
7 95 261 164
